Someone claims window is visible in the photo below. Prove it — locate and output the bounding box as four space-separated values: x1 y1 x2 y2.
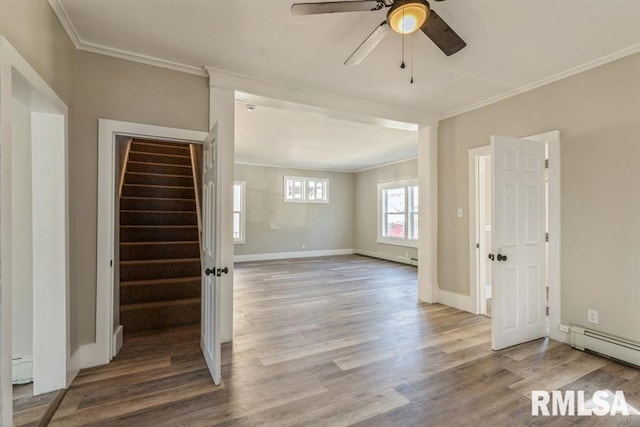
284 176 329 203
233 181 245 243
378 179 418 247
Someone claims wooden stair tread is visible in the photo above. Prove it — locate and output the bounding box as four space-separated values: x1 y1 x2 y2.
132 141 190 151
125 171 194 179
129 150 191 159
120 225 197 229
122 183 194 190
127 160 192 169
120 241 199 246
121 196 195 202
121 257 200 265
120 276 201 287
120 298 200 311
121 209 196 214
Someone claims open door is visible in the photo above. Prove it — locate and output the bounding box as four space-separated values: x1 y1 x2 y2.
201 123 222 385
490 135 546 350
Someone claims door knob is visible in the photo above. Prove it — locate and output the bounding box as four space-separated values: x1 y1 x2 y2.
216 267 229 277
488 253 495 261
205 267 215 276
497 254 508 262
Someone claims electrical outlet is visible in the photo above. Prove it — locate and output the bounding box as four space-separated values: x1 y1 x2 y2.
302 244 306 249
587 309 599 324
457 208 463 218
559 324 569 333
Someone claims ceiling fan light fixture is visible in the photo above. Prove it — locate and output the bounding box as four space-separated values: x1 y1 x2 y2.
387 0 430 35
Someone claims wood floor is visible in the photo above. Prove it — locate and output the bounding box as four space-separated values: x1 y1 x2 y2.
49 255 639 426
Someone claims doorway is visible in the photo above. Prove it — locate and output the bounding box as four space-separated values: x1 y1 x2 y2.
95 120 208 365
468 130 562 346
1 37 70 426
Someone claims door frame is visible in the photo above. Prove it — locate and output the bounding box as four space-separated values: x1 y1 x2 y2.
0 37 71 426
94 119 208 367
468 130 563 342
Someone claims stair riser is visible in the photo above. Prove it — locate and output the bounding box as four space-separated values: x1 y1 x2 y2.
120 261 201 281
120 242 200 260
120 280 201 305
120 198 196 212
120 227 198 242
120 211 197 226
125 172 194 187
122 185 195 199
128 151 192 166
131 142 191 157
121 302 200 332
127 162 192 176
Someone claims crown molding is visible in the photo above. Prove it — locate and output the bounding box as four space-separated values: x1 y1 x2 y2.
353 156 418 173
440 44 640 120
48 0 640 123
48 0 207 77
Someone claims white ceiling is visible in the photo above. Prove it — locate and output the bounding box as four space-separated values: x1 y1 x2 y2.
234 95 418 171
53 0 640 170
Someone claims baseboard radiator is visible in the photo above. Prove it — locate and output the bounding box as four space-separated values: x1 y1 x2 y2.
569 326 640 367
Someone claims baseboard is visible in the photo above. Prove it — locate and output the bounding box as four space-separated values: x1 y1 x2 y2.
437 288 473 313
12 355 33 385
234 248 354 263
354 249 417 266
112 325 123 358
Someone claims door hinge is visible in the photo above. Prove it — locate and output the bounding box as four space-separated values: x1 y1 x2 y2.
476 243 480 249
110 260 113 267
545 158 549 169
545 232 549 242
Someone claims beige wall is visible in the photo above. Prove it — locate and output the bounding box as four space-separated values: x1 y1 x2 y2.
438 53 640 342
74 51 209 344
234 164 355 255
354 159 419 262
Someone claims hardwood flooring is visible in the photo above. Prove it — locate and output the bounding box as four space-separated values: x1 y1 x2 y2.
50 255 639 426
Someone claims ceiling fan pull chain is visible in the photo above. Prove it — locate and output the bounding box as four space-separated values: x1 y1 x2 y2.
400 6 406 69
410 42 414 84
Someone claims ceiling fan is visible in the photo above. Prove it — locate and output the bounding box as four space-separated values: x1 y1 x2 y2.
291 0 466 65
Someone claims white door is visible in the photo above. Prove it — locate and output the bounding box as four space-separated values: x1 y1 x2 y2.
201 123 222 384
491 135 546 350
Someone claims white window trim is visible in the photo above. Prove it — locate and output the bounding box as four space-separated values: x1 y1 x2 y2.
377 178 418 248
283 176 329 203
233 181 246 244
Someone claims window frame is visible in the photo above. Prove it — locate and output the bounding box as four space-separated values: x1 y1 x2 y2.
233 180 246 244
377 178 418 248
284 176 329 203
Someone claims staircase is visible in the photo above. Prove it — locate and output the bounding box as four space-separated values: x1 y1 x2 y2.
120 140 201 333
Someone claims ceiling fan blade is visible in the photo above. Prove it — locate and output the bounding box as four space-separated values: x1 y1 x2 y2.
344 21 390 65
421 9 466 56
292 1 385 16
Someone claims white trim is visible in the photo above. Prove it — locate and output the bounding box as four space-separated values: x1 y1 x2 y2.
96 119 208 367
207 68 438 127
377 178 419 248
437 289 473 313
112 325 123 358
234 249 354 263
354 249 416 266
467 145 491 315
466 131 564 343
47 0 207 76
47 0 82 48
353 156 418 173
522 130 564 343
233 181 246 244
1 36 70 424
441 45 640 119
417 125 438 303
